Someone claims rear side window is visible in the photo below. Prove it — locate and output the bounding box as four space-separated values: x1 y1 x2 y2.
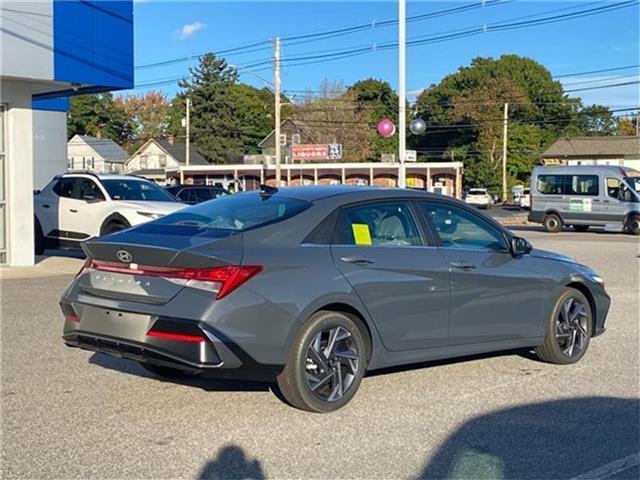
152 192 311 232
334 202 422 247
536 174 599 196
567 175 598 196
536 175 566 195
52 178 76 198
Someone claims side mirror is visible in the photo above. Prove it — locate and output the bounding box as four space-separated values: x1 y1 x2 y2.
511 236 532 256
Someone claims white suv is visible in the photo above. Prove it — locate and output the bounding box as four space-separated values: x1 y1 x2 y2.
465 188 494 209
34 173 186 254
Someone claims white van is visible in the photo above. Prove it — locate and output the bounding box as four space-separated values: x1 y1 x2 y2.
528 166 640 234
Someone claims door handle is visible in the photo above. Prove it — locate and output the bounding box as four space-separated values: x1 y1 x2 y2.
450 261 476 271
603 200 611 204
340 256 374 266
69 209 78 213
42 204 50 209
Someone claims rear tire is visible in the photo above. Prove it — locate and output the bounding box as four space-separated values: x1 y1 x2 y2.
543 213 562 233
276 311 367 413
535 288 593 365
140 362 192 379
572 225 590 232
626 214 640 235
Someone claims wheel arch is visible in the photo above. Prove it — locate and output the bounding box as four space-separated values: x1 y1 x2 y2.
623 210 640 226
565 281 597 337
544 209 564 220
100 212 131 235
312 302 373 363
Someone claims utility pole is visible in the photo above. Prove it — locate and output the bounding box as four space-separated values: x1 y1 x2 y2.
502 102 509 203
274 37 282 186
180 97 191 184
636 111 639 137
398 0 407 188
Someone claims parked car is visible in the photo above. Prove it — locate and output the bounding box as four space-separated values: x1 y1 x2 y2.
61 186 609 412
166 185 230 205
520 188 531 210
528 166 640 234
34 173 186 254
465 188 494 209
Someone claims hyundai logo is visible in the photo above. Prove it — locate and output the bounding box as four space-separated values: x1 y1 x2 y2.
116 249 133 263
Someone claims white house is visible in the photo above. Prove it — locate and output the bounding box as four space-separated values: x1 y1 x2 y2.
67 135 128 173
125 137 210 183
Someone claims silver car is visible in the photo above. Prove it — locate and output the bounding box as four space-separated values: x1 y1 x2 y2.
62 186 610 412
528 165 640 234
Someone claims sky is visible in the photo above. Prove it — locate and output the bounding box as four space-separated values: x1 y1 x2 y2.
128 0 640 111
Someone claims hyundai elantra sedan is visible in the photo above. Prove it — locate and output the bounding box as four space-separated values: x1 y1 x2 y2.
61 186 610 412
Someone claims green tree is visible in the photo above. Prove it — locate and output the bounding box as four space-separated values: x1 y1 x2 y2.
616 115 638 136
578 105 617 136
347 79 399 161
67 93 134 145
414 55 581 192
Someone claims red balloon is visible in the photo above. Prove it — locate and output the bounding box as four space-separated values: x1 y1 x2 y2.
377 119 396 138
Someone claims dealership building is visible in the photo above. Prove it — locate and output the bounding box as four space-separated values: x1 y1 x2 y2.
0 1 133 265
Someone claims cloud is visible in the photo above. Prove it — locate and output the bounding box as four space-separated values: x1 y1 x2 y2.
178 22 207 40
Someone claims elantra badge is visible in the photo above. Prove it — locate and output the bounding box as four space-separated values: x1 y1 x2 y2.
116 249 133 263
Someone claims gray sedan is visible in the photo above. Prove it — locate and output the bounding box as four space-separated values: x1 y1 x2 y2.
61 186 610 412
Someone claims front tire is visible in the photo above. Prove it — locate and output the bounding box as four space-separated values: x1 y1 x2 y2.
626 214 640 235
543 213 562 233
535 288 593 365
276 311 367 413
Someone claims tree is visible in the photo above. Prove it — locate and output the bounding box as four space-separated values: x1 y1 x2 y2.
67 93 134 145
414 55 582 191
292 81 373 162
616 115 638 136
114 91 170 141
578 105 617 136
347 79 399 161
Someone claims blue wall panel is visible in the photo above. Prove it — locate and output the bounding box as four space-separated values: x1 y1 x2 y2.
32 97 70 112
52 0 133 90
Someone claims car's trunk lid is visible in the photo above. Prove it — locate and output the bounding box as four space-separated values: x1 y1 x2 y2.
79 225 243 304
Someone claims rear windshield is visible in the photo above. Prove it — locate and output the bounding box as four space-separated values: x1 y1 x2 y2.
152 192 311 232
468 189 487 195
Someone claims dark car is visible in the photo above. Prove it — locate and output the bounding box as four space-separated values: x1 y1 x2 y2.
61 186 610 412
166 185 229 205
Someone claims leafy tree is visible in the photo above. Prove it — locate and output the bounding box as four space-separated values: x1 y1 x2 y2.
347 79 399 161
616 115 638 136
114 91 170 141
414 55 581 192
67 93 134 145
577 105 617 136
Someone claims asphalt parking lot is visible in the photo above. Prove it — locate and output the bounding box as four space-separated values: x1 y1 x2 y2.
2 228 639 479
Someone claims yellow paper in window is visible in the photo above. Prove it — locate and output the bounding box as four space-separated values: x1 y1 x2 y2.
352 224 372 245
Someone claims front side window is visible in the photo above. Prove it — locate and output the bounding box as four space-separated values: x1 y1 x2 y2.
421 202 507 252
53 178 77 198
101 179 176 202
76 179 105 201
609 177 639 202
334 202 422 247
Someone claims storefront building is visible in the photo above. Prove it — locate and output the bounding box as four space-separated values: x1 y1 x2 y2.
0 1 133 265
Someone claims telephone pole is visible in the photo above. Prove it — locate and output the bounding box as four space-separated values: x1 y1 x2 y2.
274 37 282 186
179 98 191 184
398 0 407 188
502 102 509 202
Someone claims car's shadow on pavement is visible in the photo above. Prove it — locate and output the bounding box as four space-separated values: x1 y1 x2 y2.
198 445 265 480
88 353 271 393
416 397 640 480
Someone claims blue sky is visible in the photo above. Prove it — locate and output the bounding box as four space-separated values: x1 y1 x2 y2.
128 0 640 109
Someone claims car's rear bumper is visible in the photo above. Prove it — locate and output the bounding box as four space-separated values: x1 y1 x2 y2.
61 304 282 381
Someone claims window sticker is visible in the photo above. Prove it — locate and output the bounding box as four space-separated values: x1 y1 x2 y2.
352 224 372 245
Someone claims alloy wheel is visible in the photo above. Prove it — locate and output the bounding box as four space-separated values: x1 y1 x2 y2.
304 326 360 402
555 297 589 358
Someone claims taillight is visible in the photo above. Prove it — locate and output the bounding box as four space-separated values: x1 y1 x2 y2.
86 260 262 299
147 330 205 343
75 257 92 278
61 302 80 322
